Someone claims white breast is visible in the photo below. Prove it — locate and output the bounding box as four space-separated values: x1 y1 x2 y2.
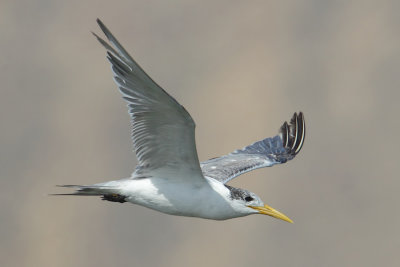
118 177 245 220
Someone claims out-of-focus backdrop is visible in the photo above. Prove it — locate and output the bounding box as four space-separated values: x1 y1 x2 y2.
1 1 399 266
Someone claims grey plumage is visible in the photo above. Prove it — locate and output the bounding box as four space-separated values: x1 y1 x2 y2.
200 112 305 183
56 19 305 218
54 184 121 196
95 18 305 184
94 19 202 173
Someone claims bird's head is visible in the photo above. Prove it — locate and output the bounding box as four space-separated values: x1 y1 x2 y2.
226 185 293 223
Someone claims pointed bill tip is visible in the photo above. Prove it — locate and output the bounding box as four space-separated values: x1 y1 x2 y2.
250 204 293 223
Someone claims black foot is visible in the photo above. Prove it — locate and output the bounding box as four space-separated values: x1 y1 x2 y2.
102 194 127 203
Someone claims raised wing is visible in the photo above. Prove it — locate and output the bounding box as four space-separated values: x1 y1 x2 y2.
94 19 203 177
201 112 305 183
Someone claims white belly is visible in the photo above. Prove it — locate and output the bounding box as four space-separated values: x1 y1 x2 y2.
118 177 242 220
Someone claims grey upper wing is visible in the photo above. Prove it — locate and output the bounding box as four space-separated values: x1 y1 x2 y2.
94 19 203 178
201 112 305 183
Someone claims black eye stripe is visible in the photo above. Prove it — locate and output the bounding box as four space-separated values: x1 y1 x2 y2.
245 196 253 202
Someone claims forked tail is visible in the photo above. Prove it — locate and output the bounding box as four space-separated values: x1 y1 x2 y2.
52 185 110 196
52 184 127 203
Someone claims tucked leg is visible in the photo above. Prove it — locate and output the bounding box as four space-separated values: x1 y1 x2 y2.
101 194 126 203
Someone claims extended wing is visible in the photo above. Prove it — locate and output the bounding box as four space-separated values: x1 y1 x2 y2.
201 112 305 183
95 19 203 178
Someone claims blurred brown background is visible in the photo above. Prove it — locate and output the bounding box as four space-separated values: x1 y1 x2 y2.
1 1 399 266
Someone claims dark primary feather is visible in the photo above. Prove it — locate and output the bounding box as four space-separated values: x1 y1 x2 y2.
94 19 305 183
201 112 305 183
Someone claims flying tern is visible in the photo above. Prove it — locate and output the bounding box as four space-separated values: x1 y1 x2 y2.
57 19 305 222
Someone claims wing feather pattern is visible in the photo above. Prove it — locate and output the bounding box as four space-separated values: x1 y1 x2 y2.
201 112 305 183
95 19 203 178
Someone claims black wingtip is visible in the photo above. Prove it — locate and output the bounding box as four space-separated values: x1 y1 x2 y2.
91 31 101 40
96 18 113 41
279 122 288 147
279 112 305 155
295 111 305 154
94 18 135 65
96 18 105 29
96 19 108 37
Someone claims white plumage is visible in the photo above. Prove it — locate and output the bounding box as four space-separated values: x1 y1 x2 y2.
58 19 305 222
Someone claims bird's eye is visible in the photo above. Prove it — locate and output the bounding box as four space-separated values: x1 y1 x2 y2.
245 196 254 202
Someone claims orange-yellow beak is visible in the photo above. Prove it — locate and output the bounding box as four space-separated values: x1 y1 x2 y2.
250 204 293 223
